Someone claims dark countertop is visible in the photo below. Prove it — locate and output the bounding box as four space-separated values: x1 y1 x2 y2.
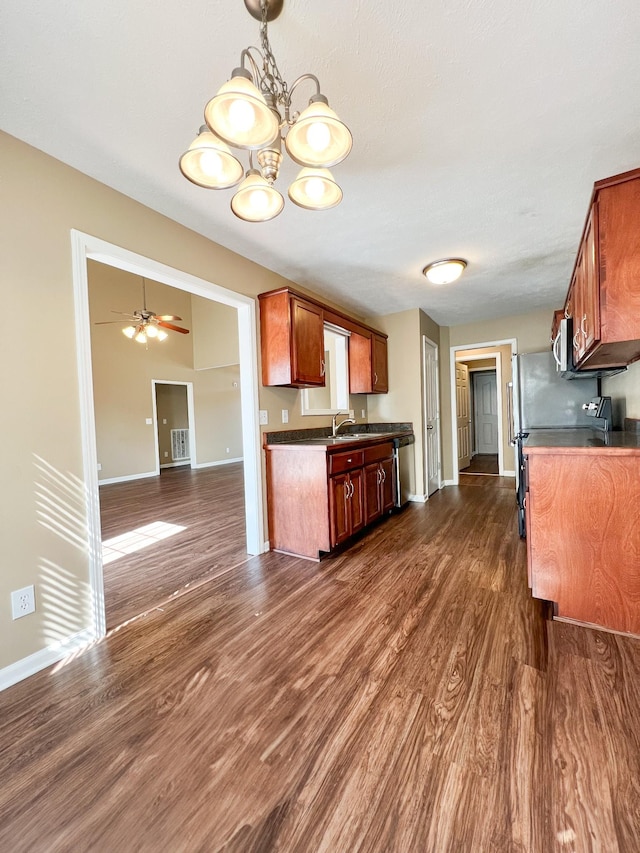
264 422 414 450
524 428 640 454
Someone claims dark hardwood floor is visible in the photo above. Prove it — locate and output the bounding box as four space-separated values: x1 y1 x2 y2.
1 475 639 851
99 464 247 627
463 453 500 475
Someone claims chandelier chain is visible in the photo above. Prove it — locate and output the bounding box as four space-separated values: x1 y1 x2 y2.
260 0 288 106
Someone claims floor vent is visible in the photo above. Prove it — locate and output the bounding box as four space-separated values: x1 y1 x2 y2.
171 429 190 461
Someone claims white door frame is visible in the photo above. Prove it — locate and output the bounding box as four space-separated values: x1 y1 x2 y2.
449 339 516 485
152 380 196 472
422 335 441 497
71 230 265 640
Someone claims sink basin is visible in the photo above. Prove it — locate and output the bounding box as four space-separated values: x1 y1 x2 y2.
333 433 371 440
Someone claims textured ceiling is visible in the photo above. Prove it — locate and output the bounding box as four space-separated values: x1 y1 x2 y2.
2 0 640 325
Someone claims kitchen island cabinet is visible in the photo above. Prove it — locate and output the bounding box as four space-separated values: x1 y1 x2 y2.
524 430 640 636
264 428 411 560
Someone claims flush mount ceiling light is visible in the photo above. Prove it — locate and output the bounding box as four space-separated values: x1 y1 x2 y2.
422 258 468 285
180 0 352 222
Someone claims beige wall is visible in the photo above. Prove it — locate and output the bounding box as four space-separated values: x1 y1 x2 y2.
440 309 554 481
367 308 440 498
0 130 373 673
192 296 239 370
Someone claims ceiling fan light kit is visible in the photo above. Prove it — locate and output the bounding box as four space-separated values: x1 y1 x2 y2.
180 0 352 221
422 258 468 285
95 278 189 344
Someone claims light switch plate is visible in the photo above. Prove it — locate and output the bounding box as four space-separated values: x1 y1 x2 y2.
281 409 289 424
259 410 268 425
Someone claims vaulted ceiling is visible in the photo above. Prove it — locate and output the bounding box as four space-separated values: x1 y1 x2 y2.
2 0 639 325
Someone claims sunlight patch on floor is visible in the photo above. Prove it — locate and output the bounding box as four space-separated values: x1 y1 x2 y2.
102 521 187 563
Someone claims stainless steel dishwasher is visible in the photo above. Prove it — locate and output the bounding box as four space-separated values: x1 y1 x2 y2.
393 436 415 508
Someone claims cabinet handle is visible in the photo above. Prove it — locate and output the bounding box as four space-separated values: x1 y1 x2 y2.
320 359 325 377
381 468 386 482
374 372 378 385
349 480 354 499
581 314 588 339
573 331 580 351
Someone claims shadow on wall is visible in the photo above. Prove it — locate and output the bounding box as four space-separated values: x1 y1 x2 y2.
33 454 95 647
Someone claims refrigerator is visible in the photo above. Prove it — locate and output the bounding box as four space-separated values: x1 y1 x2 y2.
509 350 598 537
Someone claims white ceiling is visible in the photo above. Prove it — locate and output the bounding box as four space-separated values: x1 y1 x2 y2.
2 0 640 325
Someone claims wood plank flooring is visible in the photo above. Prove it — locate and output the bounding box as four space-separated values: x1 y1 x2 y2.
463 453 500 475
99 464 247 627
1 475 639 851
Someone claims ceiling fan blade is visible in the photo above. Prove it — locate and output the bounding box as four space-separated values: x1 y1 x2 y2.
110 309 137 317
156 314 182 321
94 320 129 325
157 321 190 334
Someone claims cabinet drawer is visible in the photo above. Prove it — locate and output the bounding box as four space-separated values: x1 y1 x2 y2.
363 442 394 464
329 450 364 474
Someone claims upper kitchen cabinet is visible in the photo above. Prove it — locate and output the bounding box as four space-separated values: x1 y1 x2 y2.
259 289 325 387
349 332 389 394
258 286 389 392
566 167 640 370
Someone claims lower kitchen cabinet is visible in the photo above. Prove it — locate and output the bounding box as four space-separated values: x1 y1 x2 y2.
265 437 400 560
363 450 395 525
329 468 364 547
525 442 640 636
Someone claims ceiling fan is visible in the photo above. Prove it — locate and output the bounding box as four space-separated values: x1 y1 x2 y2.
95 278 190 343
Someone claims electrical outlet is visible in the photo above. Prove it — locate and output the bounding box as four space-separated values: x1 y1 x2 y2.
11 585 35 619
226 447 230 453
361 409 366 418
281 409 289 424
145 418 152 425
97 462 102 471
162 418 167 425
164 451 169 458
259 410 269 425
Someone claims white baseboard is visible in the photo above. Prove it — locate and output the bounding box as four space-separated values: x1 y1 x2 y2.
159 461 190 470
442 479 456 486
99 470 157 486
501 469 516 477
193 457 243 469
407 493 427 503
0 628 96 692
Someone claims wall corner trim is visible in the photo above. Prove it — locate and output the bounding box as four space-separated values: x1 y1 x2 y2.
0 628 96 693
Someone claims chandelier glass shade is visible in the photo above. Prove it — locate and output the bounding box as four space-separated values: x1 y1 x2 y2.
179 126 244 189
231 169 285 221
288 167 343 210
180 0 351 221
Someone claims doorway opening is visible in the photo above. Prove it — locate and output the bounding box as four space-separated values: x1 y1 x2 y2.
153 381 194 472
449 339 517 485
72 231 264 640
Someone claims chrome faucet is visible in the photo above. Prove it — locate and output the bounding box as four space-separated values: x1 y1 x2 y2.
332 411 356 437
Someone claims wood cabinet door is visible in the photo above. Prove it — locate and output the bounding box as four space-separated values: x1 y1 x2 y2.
363 462 382 525
291 297 325 386
350 468 365 535
372 334 388 393
329 473 350 546
380 456 395 512
574 207 600 364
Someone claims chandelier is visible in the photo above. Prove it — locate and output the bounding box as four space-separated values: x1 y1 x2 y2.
179 0 352 222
